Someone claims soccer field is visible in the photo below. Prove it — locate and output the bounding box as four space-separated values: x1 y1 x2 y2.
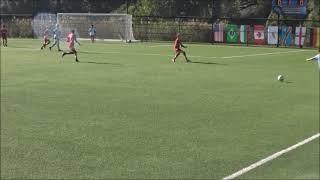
1 39 319 179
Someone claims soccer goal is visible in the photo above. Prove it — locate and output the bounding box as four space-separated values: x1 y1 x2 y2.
56 13 137 42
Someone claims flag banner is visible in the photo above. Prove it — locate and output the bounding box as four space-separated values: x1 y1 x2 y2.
294 26 306 47
268 26 278 45
226 24 239 43
213 23 224 42
312 28 320 48
240 25 248 43
254 25 265 45
280 26 293 47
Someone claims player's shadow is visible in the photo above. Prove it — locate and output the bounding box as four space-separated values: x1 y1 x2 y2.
80 61 123 66
190 61 228 66
80 51 118 55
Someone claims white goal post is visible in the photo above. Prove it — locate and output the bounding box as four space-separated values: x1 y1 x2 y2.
56 13 137 42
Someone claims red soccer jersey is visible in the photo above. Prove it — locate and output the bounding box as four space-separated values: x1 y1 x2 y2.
67 33 77 49
174 37 181 49
43 29 49 39
1 28 8 37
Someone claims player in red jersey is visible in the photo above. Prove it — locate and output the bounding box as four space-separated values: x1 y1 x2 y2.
1 24 8 47
171 33 190 63
40 28 51 50
62 30 81 62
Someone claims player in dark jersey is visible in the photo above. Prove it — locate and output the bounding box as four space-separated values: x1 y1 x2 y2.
172 33 190 63
1 25 8 47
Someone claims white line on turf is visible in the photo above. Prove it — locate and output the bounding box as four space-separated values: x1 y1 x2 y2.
222 133 320 180
148 44 317 51
80 50 306 59
148 44 172 47
221 50 307 59
5 48 307 60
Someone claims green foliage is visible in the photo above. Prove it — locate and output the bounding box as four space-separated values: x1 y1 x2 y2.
81 0 92 13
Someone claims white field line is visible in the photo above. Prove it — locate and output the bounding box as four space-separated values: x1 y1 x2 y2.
221 50 307 59
4 48 307 60
147 44 317 51
223 133 320 180
84 49 306 60
148 44 172 48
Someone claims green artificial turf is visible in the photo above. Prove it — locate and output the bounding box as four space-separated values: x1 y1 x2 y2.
1 39 319 179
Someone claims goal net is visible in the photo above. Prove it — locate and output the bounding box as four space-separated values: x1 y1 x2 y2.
57 13 136 42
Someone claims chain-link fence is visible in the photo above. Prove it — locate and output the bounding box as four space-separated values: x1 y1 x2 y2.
0 14 33 38
0 14 319 50
133 16 319 50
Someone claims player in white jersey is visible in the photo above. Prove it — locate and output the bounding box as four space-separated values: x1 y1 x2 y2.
49 24 62 51
88 24 96 43
306 54 320 68
306 54 320 61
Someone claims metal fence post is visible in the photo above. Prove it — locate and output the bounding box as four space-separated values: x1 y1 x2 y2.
211 0 214 45
178 17 181 34
277 14 280 48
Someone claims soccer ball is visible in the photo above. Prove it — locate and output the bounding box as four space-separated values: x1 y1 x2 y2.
277 75 284 82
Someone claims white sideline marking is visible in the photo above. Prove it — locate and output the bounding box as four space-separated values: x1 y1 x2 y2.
223 133 320 180
81 49 305 60
114 50 306 60
221 50 307 59
5 47 307 60
148 44 172 48
148 44 316 51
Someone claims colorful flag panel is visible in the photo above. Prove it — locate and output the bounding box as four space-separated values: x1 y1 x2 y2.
294 26 306 46
312 28 320 48
226 24 239 43
240 25 248 43
268 26 278 45
281 26 293 47
254 25 265 45
213 23 224 42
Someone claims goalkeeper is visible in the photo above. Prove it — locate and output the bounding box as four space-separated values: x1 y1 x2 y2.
88 24 96 43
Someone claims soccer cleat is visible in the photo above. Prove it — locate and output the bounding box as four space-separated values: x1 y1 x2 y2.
76 59 80 62
49 47 52 51
62 53 66 58
172 58 176 63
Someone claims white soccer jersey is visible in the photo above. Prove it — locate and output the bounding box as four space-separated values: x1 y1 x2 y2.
89 27 96 36
53 27 61 39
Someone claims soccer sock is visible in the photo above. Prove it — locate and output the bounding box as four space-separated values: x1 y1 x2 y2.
182 52 188 61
